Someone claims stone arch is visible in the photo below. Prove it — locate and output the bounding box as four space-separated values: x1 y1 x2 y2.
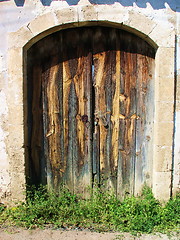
7 4 175 201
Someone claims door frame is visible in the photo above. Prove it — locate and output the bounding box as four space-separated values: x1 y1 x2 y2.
6 5 175 202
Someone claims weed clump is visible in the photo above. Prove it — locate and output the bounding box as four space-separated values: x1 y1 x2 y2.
0 185 179 234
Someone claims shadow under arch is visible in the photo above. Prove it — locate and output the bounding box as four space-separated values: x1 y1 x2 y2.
24 21 158 52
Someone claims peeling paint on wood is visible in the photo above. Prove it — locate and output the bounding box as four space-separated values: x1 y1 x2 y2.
27 26 155 198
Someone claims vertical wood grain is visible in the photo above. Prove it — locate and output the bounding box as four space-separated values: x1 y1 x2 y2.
118 32 137 198
93 28 110 189
62 29 93 195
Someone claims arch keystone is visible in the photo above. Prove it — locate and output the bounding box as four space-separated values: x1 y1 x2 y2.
28 12 56 37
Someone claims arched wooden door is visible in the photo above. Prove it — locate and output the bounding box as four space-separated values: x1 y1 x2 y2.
27 27 155 197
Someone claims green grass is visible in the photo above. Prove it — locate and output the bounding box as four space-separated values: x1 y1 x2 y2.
0 185 179 234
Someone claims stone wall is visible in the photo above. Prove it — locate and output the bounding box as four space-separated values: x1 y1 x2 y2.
0 0 179 203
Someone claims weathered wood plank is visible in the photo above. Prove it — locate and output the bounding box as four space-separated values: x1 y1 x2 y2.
62 28 93 196
73 29 93 196
110 29 120 194
62 30 77 192
93 28 118 193
118 31 137 198
135 40 155 194
93 28 110 189
41 56 62 189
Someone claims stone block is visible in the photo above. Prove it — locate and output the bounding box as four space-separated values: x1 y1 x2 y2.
8 26 34 49
157 77 174 102
10 172 26 202
7 124 24 150
156 47 175 78
153 145 172 172
28 12 56 37
7 78 23 103
155 101 174 123
78 5 98 22
55 7 78 26
8 104 24 126
154 122 174 147
95 4 128 25
124 10 157 42
153 171 172 201
7 47 23 80
149 23 175 48
9 148 25 171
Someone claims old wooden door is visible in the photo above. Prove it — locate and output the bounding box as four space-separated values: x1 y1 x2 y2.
27 26 155 197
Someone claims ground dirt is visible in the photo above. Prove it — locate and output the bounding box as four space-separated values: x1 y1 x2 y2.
0 228 179 240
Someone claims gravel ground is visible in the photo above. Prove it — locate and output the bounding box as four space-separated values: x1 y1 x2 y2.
0 228 179 240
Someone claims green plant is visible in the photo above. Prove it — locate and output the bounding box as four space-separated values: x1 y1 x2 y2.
155 193 180 232
0 185 179 234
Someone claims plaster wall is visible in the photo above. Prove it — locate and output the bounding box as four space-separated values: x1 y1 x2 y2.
0 0 179 203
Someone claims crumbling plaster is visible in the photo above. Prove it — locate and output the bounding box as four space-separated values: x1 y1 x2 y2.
0 0 179 203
